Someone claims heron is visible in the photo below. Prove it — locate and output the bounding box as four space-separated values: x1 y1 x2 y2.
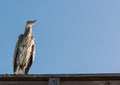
13 20 38 74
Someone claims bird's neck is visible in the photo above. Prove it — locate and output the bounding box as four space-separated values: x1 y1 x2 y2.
24 27 32 36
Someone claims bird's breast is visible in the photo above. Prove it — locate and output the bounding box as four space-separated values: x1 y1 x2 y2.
21 35 34 47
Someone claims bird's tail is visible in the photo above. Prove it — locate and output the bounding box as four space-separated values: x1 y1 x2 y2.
14 65 25 74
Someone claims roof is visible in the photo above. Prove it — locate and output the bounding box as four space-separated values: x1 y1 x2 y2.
1 73 120 81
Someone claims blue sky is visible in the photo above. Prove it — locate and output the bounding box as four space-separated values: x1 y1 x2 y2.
0 0 120 74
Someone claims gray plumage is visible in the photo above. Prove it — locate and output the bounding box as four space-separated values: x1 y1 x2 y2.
13 20 37 74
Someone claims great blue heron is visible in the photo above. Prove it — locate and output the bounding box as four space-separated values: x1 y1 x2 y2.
13 20 38 74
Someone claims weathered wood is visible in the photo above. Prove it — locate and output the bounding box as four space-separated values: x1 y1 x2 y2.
0 81 47 85
48 78 59 85
1 74 120 85
1 81 120 85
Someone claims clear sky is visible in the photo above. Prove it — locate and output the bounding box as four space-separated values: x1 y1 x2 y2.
0 0 120 74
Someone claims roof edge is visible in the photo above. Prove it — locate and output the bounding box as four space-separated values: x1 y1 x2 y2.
1 73 120 81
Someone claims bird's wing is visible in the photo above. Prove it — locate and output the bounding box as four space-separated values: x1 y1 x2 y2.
25 43 35 74
13 34 24 72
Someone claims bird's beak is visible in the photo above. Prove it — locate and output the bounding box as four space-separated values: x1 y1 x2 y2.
29 19 38 27
26 19 38 28
32 19 38 24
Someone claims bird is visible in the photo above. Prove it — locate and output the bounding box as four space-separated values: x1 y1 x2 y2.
13 20 38 74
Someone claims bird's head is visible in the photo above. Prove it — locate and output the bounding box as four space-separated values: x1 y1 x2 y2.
26 20 38 28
